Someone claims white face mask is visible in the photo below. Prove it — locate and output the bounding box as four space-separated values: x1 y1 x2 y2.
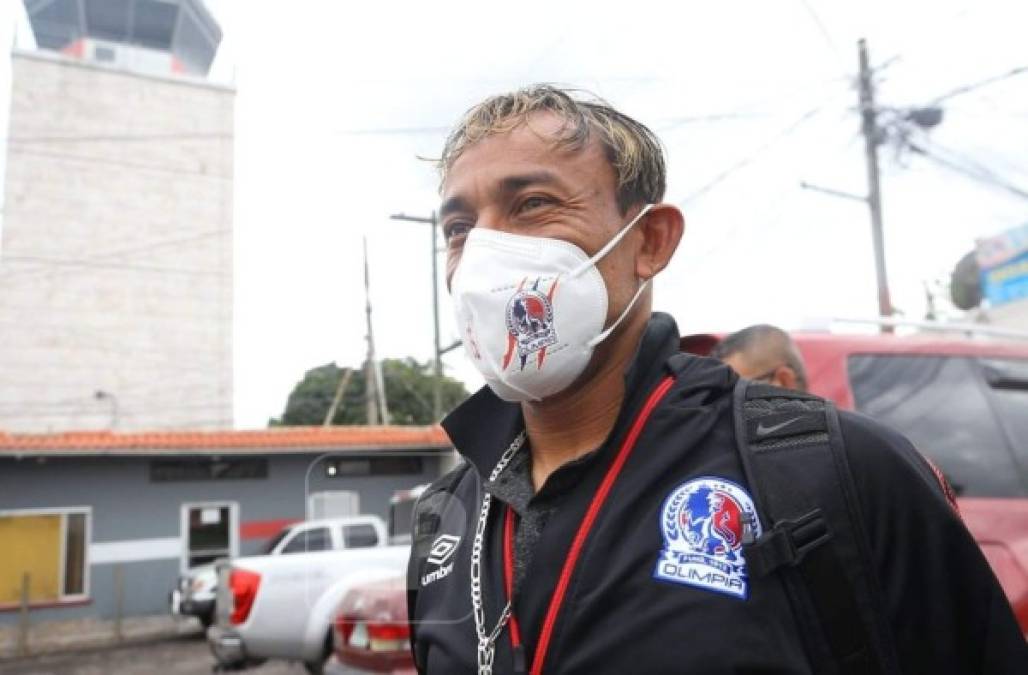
450 204 655 402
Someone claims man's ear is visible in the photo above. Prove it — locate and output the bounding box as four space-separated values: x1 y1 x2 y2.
635 203 685 280
773 366 799 391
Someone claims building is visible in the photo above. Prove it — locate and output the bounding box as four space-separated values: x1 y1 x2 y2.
977 222 1028 332
0 425 449 624
0 0 233 432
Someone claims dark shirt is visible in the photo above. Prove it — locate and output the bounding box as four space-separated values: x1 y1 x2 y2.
483 440 601 594
409 312 1028 675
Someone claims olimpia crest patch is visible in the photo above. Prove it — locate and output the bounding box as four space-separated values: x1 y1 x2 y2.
653 476 761 599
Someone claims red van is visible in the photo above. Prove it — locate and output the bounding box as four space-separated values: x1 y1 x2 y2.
333 331 1028 673
685 330 1028 631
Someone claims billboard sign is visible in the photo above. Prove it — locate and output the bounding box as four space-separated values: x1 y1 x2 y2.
977 223 1028 307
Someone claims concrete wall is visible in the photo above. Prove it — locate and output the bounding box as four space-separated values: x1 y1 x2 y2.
0 451 441 623
0 50 234 432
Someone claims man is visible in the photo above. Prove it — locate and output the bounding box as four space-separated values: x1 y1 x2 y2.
712 324 809 391
407 85 1026 674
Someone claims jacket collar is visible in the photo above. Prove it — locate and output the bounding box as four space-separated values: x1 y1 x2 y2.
442 312 683 479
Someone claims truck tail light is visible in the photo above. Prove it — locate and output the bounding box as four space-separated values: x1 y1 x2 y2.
334 614 356 647
367 620 410 653
229 568 261 625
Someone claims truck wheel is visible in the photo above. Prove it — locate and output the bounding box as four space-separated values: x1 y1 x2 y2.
199 610 214 630
302 629 333 675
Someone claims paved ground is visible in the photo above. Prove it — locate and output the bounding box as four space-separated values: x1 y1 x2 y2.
0 614 202 659
0 632 307 675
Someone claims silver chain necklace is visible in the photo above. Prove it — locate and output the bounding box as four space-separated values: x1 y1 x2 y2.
471 430 526 675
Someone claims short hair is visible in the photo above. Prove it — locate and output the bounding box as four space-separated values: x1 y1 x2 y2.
437 84 666 213
712 324 809 392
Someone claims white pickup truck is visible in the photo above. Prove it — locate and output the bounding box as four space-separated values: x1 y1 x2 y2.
173 516 380 629
209 492 422 674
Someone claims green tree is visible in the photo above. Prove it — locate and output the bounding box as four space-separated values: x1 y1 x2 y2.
270 358 470 426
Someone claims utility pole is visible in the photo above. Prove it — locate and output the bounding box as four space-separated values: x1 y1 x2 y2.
390 211 445 420
323 367 353 426
363 238 389 425
857 38 895 325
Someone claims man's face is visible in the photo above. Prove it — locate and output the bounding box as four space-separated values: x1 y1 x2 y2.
439 112 644 326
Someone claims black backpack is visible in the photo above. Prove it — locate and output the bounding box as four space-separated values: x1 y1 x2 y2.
734 378 901 675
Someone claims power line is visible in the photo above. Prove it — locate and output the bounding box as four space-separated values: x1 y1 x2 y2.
907 140 1028 201
798 0 845 67
678 100 836 205
680 113 860 266
929 65 1028 104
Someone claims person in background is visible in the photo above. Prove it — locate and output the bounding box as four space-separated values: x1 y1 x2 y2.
712 323 808 391
713 323 962 512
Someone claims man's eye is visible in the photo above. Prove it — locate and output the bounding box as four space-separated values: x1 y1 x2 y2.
517 196 551 213
444 222 472 241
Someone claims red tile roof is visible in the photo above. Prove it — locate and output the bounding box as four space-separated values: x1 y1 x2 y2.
0 425 452 456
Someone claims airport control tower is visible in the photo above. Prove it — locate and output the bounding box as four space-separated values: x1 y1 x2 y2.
0 0 234 432
25 0 221 76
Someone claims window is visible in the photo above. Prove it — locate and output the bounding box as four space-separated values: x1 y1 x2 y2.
375 457 423 475
64 513 87 596
261 527 292 555
29 0 81 50
309 491 360 519
848 355 1027 497
0 509 90 605
84 0 131 41
323 457 423 478
151 458 268 482
93 45 116 62
130 0 177 50
172 9 217 74
183 504 235 569
280 527 332 555
343 524 379 549
389 496 416 541
980 358 1028 472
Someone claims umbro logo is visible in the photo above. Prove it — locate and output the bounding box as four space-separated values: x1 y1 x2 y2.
422 534 461 587
427 534 460 565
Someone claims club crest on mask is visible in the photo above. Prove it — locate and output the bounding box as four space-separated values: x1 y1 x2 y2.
503 276 559 371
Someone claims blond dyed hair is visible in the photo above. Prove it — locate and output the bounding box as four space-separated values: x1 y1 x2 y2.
437 84 666 213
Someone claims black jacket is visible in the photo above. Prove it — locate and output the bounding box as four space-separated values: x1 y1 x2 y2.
408 313 1028 674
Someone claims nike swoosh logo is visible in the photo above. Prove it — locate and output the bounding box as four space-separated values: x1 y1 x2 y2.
755 417 803 436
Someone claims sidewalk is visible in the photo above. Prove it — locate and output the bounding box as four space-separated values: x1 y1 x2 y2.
0 614 203 661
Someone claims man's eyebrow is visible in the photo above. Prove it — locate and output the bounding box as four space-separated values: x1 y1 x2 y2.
440 171 566 218
498 171 563 195
439 196 472 219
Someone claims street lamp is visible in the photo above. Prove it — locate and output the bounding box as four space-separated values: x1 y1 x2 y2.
390 211 445 421
94 390 118 429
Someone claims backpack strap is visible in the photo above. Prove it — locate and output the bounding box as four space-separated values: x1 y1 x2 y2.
733 379 899 675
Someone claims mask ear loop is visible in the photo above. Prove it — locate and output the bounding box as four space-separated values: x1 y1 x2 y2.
569 203 655 279
586 279 649 348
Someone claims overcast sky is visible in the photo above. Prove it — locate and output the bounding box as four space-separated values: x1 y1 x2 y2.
3 1 1027 429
